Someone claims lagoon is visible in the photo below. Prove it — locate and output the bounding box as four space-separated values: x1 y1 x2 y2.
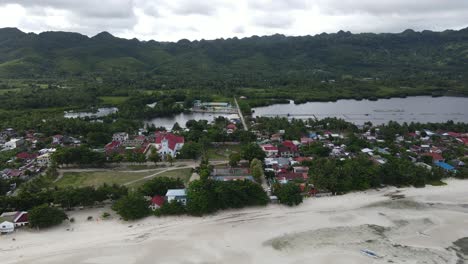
252 96 468 125
145 112 230 129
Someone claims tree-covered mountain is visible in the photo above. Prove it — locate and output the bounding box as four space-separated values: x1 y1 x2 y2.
0 27 467 92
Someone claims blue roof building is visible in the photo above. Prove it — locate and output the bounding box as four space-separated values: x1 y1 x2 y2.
434 162 456 172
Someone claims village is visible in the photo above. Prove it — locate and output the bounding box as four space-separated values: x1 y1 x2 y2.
0 100 467 234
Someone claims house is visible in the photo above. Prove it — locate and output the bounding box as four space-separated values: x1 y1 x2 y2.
1 169 22 179
36 153 52 166
278 141 299 158
52 135 64 145
270 133 282 142
260 144 278 157
276 172 308 182
4 138 24 150
112 132 129 142
166 189 187 205
423 152 445 164
0 211 28 227
149 195 165 211
226 124 237 134
154 132 184 157
16 152 37 161
0 221 15 233
300 137 314 145
293 166 309 174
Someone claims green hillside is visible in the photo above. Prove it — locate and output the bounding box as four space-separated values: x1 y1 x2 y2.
0 27 467 99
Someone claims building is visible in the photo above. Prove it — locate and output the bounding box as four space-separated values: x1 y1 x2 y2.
261 144 278 157
434 162 456 172
16 152 38 161
0 211 28 227
149 195 165 211
154 132 184 157
112 132 129 142
423 152 445 163
36 153 52 166
166 189 187 205
4 138 24 150
52 135 64 145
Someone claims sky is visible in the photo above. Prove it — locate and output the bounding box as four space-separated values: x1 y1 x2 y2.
0 0 467 42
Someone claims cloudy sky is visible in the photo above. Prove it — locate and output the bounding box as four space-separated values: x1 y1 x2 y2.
0 0 467 41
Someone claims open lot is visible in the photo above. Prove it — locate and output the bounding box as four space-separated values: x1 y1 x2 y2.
206 144 241 160
55 167 193 188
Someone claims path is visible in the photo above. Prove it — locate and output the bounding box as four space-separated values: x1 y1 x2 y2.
122 166 193 186
234 97 248 131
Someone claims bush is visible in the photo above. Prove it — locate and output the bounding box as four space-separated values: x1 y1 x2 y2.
274 183 303 206
186 179 268 216
112 193 150 221
29 204 68 229
139 177 184 197
154 201 186 216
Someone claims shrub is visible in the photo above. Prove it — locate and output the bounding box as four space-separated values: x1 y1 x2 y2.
29 204 67 229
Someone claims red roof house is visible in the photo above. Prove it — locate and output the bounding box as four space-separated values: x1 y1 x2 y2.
149 195 165 210
423 152 445 163
16 152 38 161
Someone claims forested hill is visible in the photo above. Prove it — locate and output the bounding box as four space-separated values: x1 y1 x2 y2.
1 27 468 90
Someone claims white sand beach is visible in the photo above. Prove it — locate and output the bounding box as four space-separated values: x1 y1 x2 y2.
1 179 468 264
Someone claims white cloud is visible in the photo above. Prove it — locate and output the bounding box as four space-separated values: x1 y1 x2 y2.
0 0 467 41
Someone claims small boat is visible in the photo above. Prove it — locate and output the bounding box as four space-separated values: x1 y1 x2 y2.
360 249 379 258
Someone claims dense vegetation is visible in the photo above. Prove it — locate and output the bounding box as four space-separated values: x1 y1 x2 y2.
28 204 67 229
1 27 468 104
186 179 269 216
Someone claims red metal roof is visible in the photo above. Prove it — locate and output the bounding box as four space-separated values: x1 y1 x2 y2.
151 195 165 207
16 152 37 160
282 141 298 152
155 132 184 151
423 152 444 161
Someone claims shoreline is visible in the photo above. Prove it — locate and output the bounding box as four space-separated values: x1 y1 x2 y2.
2 179 468 264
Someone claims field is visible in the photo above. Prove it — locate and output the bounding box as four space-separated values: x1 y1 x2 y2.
206 144 241 160
55 167 193 188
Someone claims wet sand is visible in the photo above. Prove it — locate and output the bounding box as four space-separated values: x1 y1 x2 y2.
1 179 468 264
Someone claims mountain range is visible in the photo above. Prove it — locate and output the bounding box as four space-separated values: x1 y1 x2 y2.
0 27 467 90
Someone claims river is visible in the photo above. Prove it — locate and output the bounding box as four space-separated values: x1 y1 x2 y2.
252 96 468 125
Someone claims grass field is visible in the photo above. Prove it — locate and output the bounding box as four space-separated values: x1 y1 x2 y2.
55 170 158 188
55 167 193 188
127 168 193 187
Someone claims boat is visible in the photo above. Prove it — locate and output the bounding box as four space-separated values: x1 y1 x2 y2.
360 249 379 258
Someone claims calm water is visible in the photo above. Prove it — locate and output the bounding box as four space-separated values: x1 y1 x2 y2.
146 112 230 129
252 96 468 125
64 107 118 119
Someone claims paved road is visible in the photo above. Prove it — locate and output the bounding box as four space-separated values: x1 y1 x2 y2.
234 97 248 131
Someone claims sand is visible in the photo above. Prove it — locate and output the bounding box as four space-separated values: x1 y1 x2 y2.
1 179 468 264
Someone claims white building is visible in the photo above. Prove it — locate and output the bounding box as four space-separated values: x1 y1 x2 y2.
166 189 187 205
37 153 52 166
4 138 24 150
112 132 129 142
154 132 184 157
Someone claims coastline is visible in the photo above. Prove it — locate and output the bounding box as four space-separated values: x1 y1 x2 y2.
2 179 467 264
